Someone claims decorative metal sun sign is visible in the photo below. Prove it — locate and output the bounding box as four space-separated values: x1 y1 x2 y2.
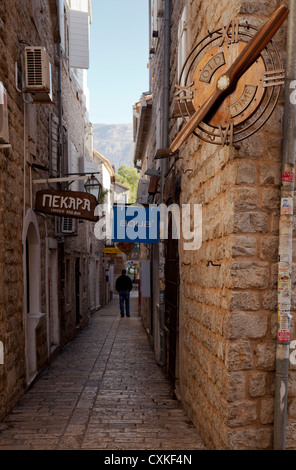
174 15 286 146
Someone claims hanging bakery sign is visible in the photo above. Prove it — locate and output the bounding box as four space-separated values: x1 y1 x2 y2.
157 5 289 156
35 189 98 221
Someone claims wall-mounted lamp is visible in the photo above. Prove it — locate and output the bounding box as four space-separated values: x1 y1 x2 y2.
145 168 161 177
84 175 102 202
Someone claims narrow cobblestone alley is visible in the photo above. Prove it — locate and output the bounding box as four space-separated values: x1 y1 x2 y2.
0 294 206 451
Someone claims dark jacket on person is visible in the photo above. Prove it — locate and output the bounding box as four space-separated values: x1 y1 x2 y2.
115 274 132 293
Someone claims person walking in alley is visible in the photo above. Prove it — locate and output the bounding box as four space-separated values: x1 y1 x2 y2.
115 269 133 317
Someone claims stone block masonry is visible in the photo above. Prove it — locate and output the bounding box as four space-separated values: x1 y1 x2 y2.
167 0 295 450
0 0 97 423
0 0 60 421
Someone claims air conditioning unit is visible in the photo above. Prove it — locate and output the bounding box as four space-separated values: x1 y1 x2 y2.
0 82 9 144
24 46 53 102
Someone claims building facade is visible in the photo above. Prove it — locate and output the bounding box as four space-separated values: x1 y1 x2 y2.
134 0 296 450
0 0 107 421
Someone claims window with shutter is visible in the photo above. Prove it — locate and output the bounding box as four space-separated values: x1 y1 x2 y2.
32 0 42 37
177 6 188 78
62 217 75 233
55 216 76 235
49 114 59 175
176 6 188 127
68 9 90 69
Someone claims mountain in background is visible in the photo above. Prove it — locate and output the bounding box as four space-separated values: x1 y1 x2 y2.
92 123 134 172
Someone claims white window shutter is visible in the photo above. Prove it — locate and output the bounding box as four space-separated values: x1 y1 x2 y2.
69 9 89 69
178 6 188 80
136 179 149 204
62 217 75 233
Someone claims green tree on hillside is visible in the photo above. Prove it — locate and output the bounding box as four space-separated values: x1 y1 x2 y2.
116 164 139 203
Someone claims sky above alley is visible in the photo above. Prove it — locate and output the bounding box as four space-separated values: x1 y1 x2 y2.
88 0 150 125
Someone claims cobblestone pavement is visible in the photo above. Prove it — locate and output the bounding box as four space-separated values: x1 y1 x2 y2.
0 295 206 450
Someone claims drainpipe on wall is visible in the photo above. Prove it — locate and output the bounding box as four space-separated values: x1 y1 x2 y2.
148 0 152 94
55 0 66 335
159 0 171 367
274 0 296 450
57 41 63 177
55 0 63 177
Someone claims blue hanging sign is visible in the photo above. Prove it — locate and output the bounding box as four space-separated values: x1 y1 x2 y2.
112 204 159 243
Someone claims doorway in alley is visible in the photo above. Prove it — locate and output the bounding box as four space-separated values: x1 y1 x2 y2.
47 238 59 354
164 214 179 386
75 257 81 325
22 209 43 385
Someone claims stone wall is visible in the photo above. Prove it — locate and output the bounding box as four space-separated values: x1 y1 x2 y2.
147 0 296 450
174 0 292 450
0 0 59 420
0 0 99 422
